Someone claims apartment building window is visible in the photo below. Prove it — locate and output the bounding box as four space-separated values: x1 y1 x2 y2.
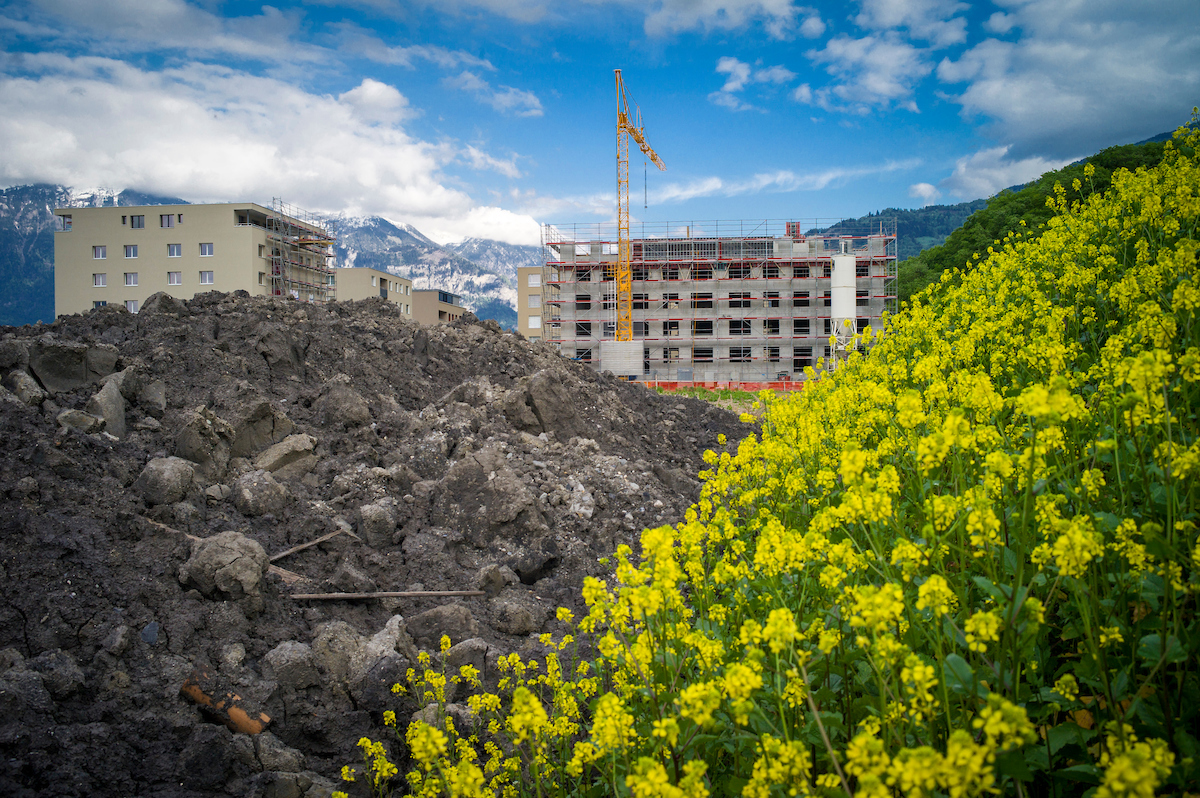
857 290 869 307
632 266 649 281
728 292 751 308
857 261 869 277
199 243 213 257
793 290 810 307
528 315 541 330
258 272 265 286
258 245 265 258
795 264 810 278
575 321 592 337
576 267 591 282
125 299 139 313
692 319 713 336
691 292 713 309
694 347 714 363
857 318 870 333
371 276 377 286
602 243 619 255
663 320 680 337
823 290 832 307
730 347 751 363
794 346 813 370
93 301 107 309
200 271 214 285
124 244 138 258
167 271 182 286
632 293 649 310
765 319 780 335
763 264 780 279
825 345 832 358
602 321 616 339
824 319 833 335
124 272 138 286
93 273 107 287
822 263 832 278
130 215 144 229
528 273 541 287
794 318 811 335
767 346 780 363
764 291 780 308
575 294 591 310
633 321 648 337
663 347 679 363
59 215 73 231
728 264 751 279
168 243 181 257
528 294 541 308
661 293 680 309
729 319 751 336
160 214 175 228
576 348 593 362
663 265 680 281
93 246 107 259
693 266 713 280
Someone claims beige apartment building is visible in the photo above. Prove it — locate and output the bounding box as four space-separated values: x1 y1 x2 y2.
517 266 543 341
54 200 336 317
412 289 466 325
335 266 413 316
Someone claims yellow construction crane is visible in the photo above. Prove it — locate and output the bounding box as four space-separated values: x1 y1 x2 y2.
615 69 665 341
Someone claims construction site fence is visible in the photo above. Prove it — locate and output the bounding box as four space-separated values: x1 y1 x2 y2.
636 379 806 394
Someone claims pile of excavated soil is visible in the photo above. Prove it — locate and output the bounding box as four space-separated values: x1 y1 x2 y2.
0 291 745 798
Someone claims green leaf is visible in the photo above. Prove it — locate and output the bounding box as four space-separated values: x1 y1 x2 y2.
1138 634 1187 664
943 654 976 695
1054 764 1101 785
995 749 1034 781
1048 722 1096 756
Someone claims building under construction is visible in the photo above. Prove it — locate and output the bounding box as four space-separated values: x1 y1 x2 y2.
539 219 896 383
265 198 337 303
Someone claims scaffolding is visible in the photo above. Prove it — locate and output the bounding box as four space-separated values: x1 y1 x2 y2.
267 198 337 303
541 218 897 383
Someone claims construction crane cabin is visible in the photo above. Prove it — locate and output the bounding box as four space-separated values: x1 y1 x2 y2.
602 68 666 378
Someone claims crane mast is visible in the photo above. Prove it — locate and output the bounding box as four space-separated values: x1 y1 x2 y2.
614 69 665 341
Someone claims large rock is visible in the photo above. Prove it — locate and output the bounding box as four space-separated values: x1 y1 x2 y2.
100 365 143 402
178 724 233 790
28 339 118 394
357 502 395 548
56 408 102 433
3 370 45 406
230 397 295 458
253 434 316 480
232 470 288 517
175 406 236 479
0 339 29 371
254 732 306 772
316 375 371 428
140 291 189 316
85 379 127 439
28 649 85 699
262 641 319 690
138 380 167 418
429 445 543 548
133 457 195 506
502 368 584 437
311 616 413 692
491 588 548 637
0 668 53 718
253 324 307 380
405 604 479 650
179 530 269 602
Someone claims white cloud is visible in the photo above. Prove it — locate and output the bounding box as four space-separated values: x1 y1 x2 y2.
650 158 920 203
807 33 932 109
799 13 825 38
641 0 809 39
908 182 940 205
709 56 797 110
937 0 1200 157
790 83 813 103
938 146 1071 199
853 0 968 47
0 55 542 245
333 26 496 71
463 145 521 178
444 70 544 117
983 12 1014 34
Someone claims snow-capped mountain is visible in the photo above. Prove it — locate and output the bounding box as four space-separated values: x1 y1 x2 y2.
446 238 542 282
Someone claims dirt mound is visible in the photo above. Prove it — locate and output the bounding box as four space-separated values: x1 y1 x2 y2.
0 291 743 797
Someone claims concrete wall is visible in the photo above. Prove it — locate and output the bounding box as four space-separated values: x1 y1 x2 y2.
336 267 413 317
412 289 466 325
516 266 544 340
54 204 275 316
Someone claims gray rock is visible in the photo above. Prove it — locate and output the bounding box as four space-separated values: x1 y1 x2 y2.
445 637 490 677
406 603 479 649
29 649 85 699
0 669 53 718
175 405 236 480
179 530 269 602
0 340 29 371
178 724 233 790
134 457 195 505
476 564 519 598
317 377 371 428
205 483 232 504
102 625 132 655
138 379 167 418
140 291 189 316
85 379 127 439
230 397 295 458
327 560 377 594
357 502 395 548
263 772 313 798
253 324 307 380
254 731 306 772
311 616 410 689
0 648 25 672
262 641 319 690
411 702 474 735
253 434 316 480
56 408 103 433
27 340 87 394
100 365 143 401
428 445 543 549
4 370 45 406
232 470 288 517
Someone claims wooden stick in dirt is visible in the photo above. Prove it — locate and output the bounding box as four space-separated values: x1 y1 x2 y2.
139 517 308 586
269 527 358 562
290 590 486 601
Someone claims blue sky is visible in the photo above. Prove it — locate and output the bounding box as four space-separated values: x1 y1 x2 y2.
1 0 1196 245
